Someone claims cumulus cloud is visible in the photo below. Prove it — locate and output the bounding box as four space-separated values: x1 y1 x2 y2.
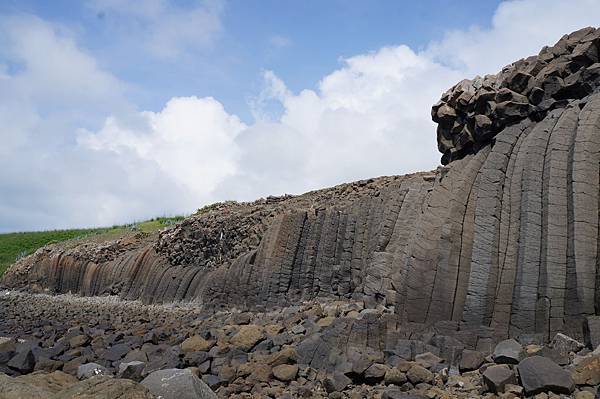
2 0 600 232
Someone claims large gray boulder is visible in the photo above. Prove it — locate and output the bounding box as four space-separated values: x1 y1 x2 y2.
492 339 523 364
517 356 574 395
141 368 217 399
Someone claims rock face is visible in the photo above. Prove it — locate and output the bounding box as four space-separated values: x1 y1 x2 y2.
2 27 600 346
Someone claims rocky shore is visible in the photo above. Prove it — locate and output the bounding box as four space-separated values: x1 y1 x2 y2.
1 290 600 398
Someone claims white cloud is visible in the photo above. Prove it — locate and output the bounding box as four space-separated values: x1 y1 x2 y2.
88 0 223 59
78 96 246 203
1 0 600 232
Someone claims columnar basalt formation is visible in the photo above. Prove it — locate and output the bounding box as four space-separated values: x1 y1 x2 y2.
3 27 600 344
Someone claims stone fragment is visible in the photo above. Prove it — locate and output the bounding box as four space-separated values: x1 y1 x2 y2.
482 365 516 393
551 333 584 356
406 364 433 384
181 336 214 353
118 361 146 382
384 367 407 385
8 349 35 373
230 325 264 351
364 363 389 381
141 368 217 399
493 339 523 364
323 372 352 393
77 362 111 380
414 352 443 369
460 349 484 372
272 364 298 381
518 356 574 395
69 335 91 349
571 355 600 385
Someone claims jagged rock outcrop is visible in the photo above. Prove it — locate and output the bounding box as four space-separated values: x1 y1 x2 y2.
3 27 600 344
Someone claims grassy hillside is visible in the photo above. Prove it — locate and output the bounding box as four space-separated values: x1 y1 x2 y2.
0 217 184 277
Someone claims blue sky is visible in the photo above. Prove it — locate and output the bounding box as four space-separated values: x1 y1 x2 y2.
0 0 599 232
0 0 501 121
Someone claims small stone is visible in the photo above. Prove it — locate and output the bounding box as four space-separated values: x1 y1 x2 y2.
272 364 298 381
575 391 595 399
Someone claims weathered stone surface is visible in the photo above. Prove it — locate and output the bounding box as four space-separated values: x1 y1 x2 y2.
181 336 214 353
406 364 433 384
384 367 407 385
229 325 264 351
323 371 352 393
141 368 217 399
518 356 574 395
8 349 35 373
118 361 146 382
551 333 584 355
459 349 484 372
492 339 523 364
55 375 155 399
77 362 110 380
482 365 516 393
571 355 600 386
583 316 600 349
272 364 298 381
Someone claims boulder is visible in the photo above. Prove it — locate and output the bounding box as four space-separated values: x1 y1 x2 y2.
492 339 523 364
364 363 389 381
15 371 77 394
551 333 584 355
77 362 111 380
118 361 146 382
7 349 35 373
406 364 433 384
414 352 443 369
181 336 214 353
571 355 600 385
518 356 574 395
459 349 484 372
384 367 407 385
272 364 298 382
323 371 352 393
69 335 91 349
141 368 217 399
229 325 264 351
482 365 516 393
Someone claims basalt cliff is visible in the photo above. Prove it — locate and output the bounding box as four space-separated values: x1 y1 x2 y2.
4 27 600 344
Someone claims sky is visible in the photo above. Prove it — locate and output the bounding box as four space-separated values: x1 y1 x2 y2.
0 0 599 232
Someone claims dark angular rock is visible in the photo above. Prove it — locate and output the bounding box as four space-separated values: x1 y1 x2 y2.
323 372 351 393
492 339 523 364
7 349 35 373
482 365 516 393
550 333 584 356
517 355 574 395
459 349 484 372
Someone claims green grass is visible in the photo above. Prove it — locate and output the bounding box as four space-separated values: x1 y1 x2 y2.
0 216 185 277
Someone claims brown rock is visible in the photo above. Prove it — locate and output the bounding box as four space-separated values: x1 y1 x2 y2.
230 325 264 351
272 364 298 381
180 335 214 353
